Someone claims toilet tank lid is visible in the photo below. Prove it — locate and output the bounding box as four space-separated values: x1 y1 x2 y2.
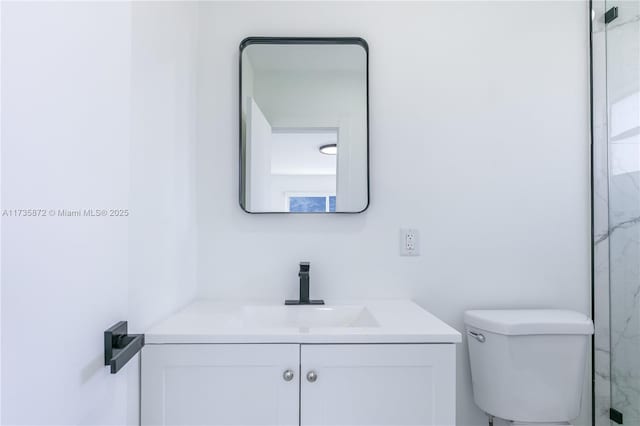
464 309 594 335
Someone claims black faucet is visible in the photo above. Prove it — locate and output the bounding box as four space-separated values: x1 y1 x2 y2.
285 262 324 305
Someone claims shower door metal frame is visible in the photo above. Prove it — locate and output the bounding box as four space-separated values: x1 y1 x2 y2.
590 1 611 425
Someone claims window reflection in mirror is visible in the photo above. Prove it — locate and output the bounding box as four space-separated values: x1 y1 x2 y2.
240 39 369 213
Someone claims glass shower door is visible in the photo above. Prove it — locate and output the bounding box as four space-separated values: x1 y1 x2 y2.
606 0 640 423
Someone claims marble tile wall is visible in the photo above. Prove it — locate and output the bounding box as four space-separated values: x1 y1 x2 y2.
607 0 640 421
593 1 640 424
609 168 640 424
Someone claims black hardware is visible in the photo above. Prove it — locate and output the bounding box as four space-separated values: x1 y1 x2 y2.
605 7 618 24
285 262 324 305
610 408 623 424
104 321 144 374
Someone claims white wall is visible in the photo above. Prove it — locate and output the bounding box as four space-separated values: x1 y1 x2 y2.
1 3 4 421
1 3 133 424
195 2 591 425
125 5 200 421
1 2 200 424
128 2 199 334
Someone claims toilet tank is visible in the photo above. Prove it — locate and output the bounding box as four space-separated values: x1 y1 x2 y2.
464 310 593 423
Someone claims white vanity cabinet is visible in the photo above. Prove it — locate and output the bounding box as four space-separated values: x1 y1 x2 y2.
300 344 455 426
141 343 456 426
141 344 300 426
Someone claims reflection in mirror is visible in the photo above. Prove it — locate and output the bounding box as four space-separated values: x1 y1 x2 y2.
240 38 369 213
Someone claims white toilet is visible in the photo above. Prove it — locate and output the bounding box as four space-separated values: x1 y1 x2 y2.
464 309 594 425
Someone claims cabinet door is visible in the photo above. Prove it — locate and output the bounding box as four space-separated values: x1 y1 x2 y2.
142 344 299 426
301 344 455 426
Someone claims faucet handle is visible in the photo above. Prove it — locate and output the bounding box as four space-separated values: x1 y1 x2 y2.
299 261 310 273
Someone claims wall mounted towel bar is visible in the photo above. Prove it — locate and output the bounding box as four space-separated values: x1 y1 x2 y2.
104 321 144 374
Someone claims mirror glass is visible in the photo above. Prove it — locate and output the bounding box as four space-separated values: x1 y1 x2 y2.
240 38 369 213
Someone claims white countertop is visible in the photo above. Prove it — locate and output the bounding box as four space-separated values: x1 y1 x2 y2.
145 299 462 344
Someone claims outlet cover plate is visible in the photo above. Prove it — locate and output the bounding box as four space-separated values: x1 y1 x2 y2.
400 228 420 256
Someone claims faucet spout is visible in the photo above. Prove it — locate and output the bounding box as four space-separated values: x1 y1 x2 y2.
285 261 324 305
299 262 310 304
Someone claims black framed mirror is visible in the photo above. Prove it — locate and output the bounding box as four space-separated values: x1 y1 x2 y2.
239 37 369 214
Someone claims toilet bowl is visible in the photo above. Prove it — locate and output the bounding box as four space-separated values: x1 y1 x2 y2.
464 309 593 425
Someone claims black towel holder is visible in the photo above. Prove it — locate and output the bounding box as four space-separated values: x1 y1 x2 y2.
104 321 144 374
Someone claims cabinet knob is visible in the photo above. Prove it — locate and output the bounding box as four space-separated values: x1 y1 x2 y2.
283 369 295 382
306 370 318 383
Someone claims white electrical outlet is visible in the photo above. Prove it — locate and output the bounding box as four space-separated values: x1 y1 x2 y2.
400 228 420 256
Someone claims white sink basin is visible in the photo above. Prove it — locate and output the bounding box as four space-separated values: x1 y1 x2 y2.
241 305 379 328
